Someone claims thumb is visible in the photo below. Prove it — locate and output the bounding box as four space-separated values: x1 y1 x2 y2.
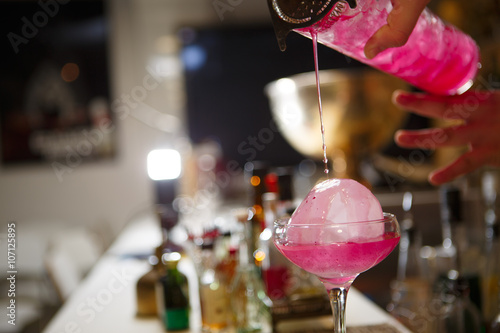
364 0 429 59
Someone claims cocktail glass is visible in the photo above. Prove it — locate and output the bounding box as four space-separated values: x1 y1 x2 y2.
273 213 400 332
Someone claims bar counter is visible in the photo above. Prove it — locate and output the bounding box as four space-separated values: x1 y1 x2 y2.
42 214 412 333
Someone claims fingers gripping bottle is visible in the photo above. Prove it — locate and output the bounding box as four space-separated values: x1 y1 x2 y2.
267 0 480 96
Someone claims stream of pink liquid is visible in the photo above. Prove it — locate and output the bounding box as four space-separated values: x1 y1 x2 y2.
312 32 330 176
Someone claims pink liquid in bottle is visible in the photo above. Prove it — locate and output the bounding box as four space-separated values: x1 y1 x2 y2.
296 1 480 96
269 0 480 96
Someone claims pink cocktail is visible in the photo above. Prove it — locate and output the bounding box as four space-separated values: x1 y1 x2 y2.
274 213 400 332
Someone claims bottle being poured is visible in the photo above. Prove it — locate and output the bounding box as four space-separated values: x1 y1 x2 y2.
267 0 480 96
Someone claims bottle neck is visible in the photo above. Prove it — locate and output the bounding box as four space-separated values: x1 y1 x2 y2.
397 226 423 281
486 222 499 245
238 220 257 269
161 252 182 272
439 186 465 271
277 169 296 218
262 192 278 229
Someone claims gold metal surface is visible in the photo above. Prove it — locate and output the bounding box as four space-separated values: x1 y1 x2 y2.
265 68 408 184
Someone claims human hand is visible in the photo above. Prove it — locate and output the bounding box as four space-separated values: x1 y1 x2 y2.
364 0 430 59
393 90 500 185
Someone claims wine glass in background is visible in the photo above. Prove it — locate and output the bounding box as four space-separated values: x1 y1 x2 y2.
273 213 400 333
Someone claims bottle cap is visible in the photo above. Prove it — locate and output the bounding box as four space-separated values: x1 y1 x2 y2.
262 192 278 204
267 0 357 51
162 252 182 265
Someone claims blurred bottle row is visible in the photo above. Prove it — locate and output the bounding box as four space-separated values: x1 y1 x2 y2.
387 170 500 333
135 157 500 332
135 161 330 332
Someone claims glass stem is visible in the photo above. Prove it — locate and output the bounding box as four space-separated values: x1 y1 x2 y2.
328 287 349 333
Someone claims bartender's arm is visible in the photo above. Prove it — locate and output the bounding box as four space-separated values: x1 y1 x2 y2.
393 91 500 186
365 0 500 186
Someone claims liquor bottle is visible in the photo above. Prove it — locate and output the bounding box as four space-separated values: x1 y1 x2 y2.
491 317 500 333
273 168 325 299
484 229 500 333
258 192 290 300
244 162 269 253
387 192 431 332
276 167 296 218
396 192 425 282
157 204 184 254
435 274 482 333
482 170 500 330
216 246 238 289
136 246 165 317
214 231 238 287
437 185 463 272
157 252 190 331
431 185 486 333
230 209 272 333
198 241 231 332
136 204 181 317
437 185 483 311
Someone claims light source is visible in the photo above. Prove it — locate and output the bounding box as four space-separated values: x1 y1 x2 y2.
147 148 182 206
147 149 182 181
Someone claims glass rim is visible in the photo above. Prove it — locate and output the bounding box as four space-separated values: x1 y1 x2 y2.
274 212 396 227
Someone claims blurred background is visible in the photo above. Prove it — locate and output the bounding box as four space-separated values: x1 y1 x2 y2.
0 0 499 332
